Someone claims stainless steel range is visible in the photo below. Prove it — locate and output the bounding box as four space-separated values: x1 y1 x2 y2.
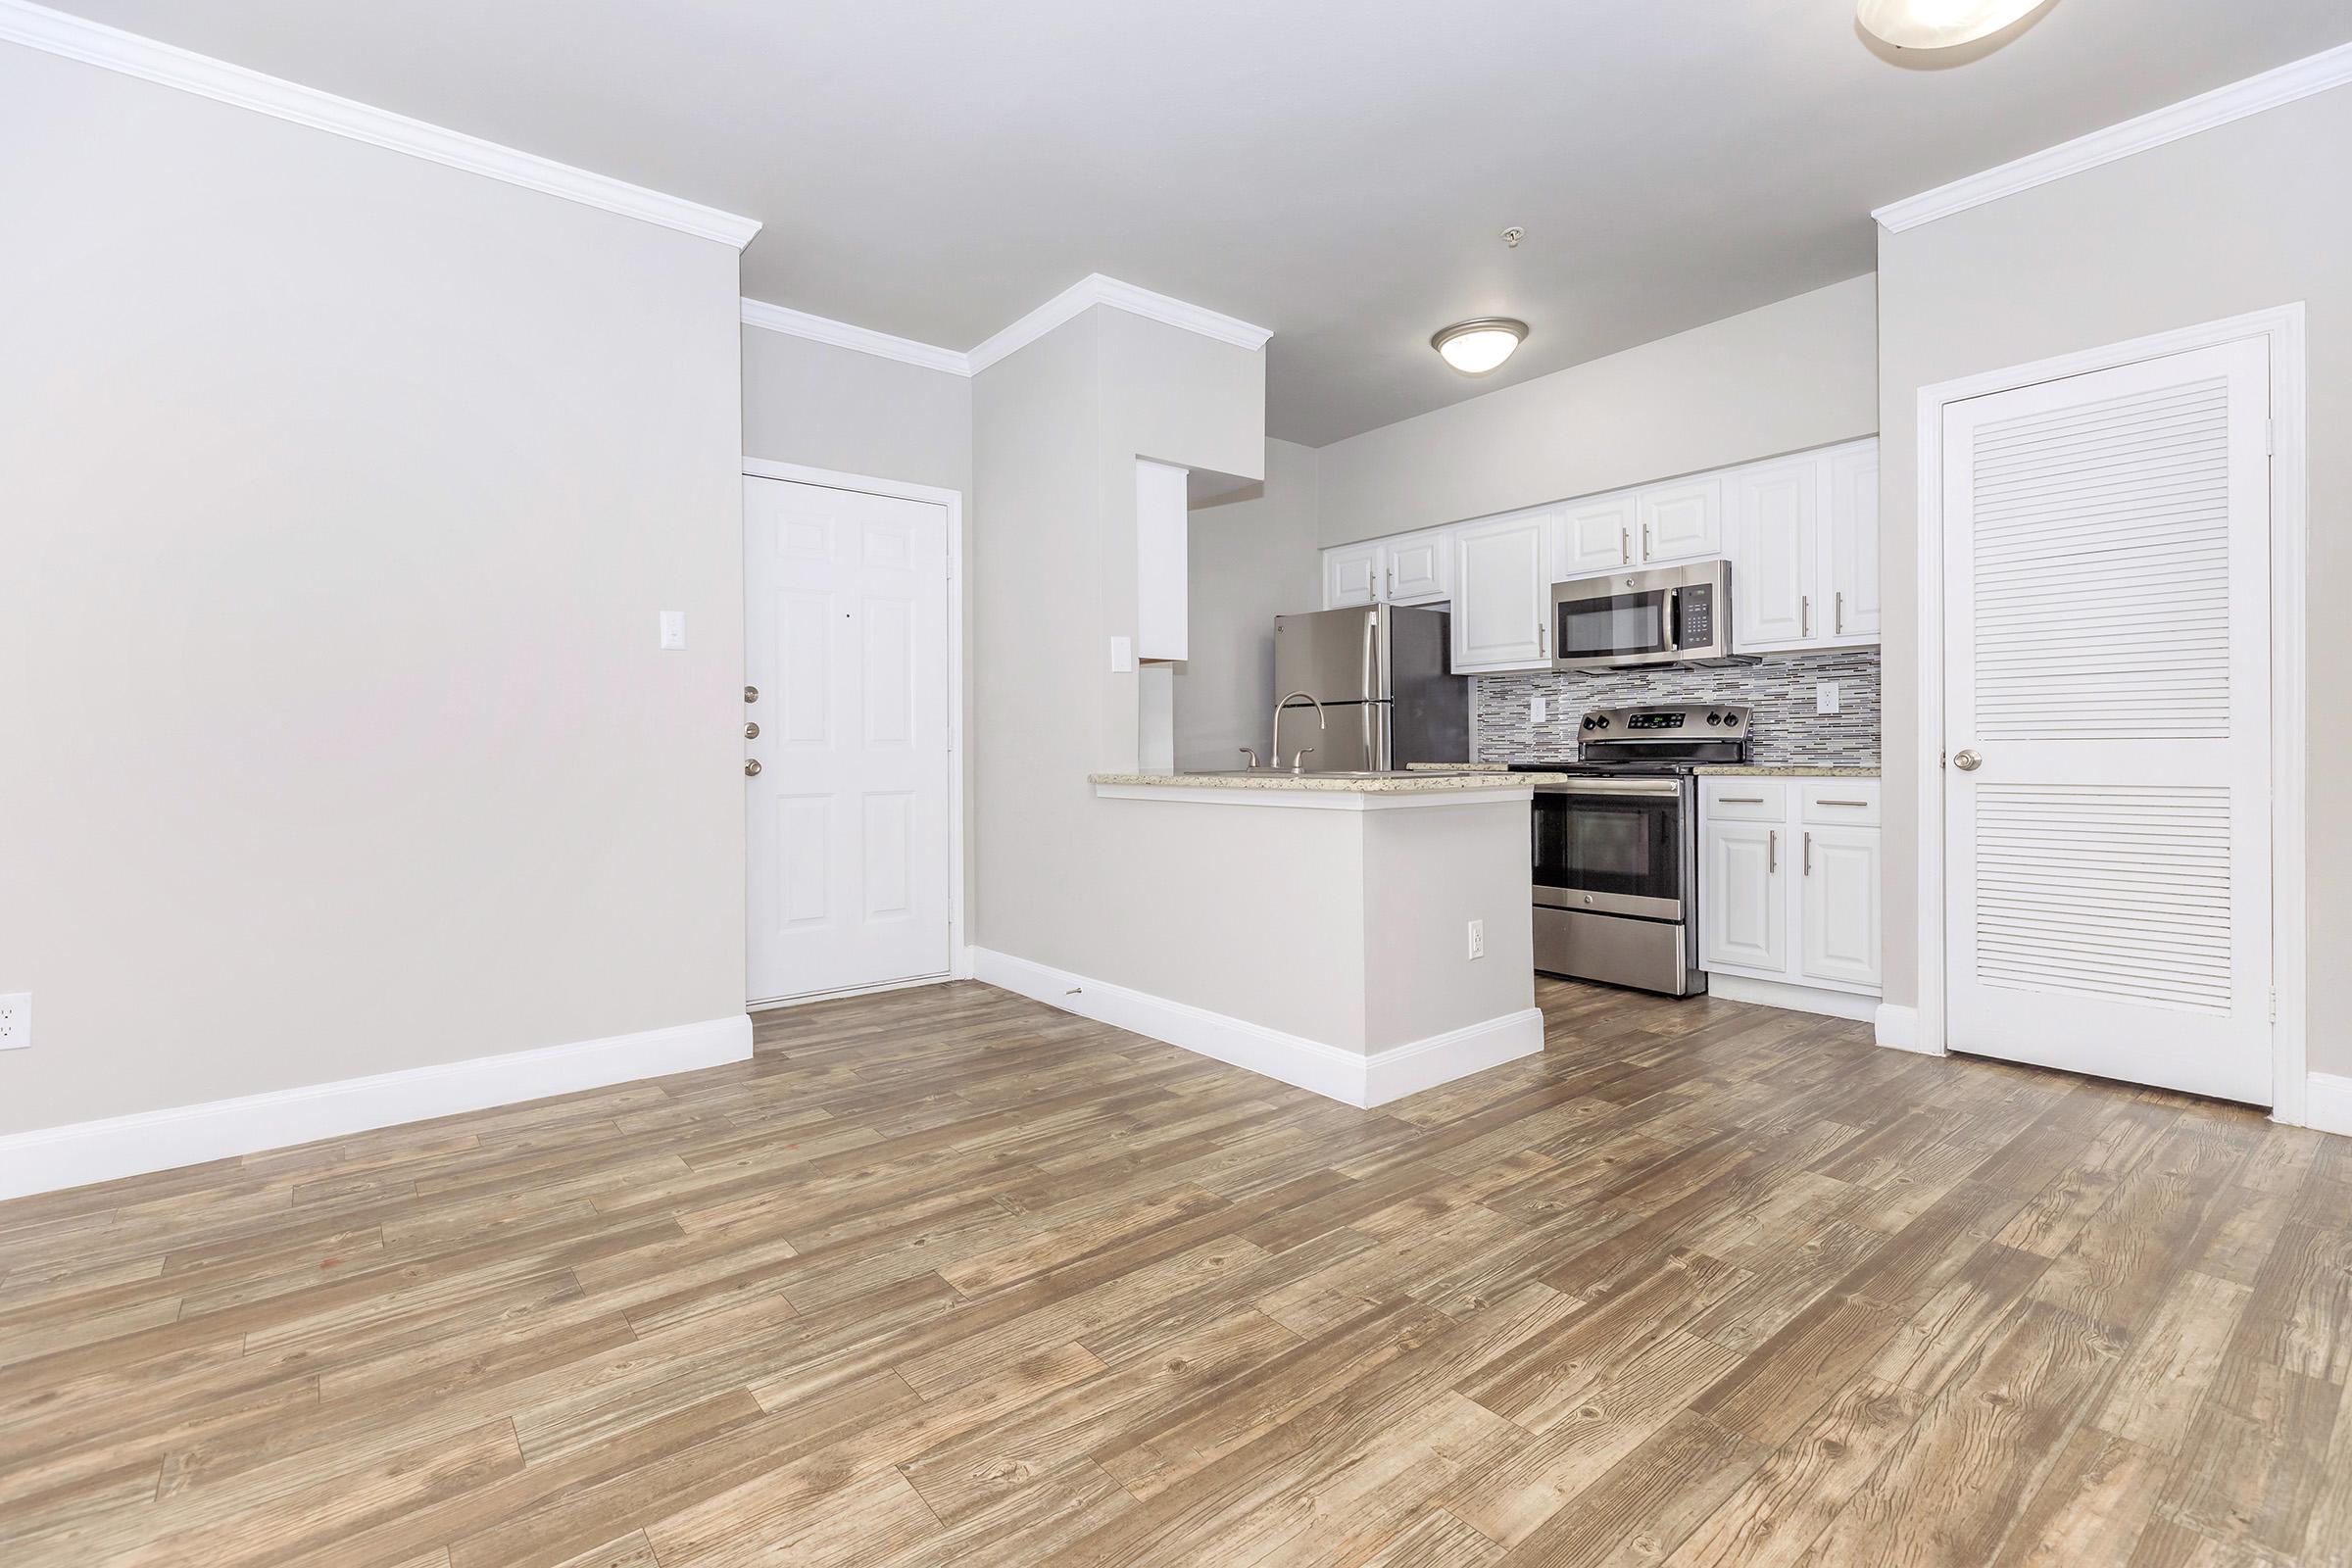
1517 701 1751 997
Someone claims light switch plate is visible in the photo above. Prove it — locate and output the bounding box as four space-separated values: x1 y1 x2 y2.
1531 696 1546 723
0 993 28 1051
1816 681 1839 714
659 611 687 650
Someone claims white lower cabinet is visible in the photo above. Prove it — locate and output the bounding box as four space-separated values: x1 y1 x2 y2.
1701 818 1787 974
1701 777 1882 1014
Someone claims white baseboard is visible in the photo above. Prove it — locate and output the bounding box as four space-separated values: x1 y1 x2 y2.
0 1013 753 1202
2304 1072 2352 1138
971 948 1541 1109
1706 972 1880 1024
1874 1004 1938 1055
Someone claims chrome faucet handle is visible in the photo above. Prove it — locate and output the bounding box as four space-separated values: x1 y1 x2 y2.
1289 746 1315 774
1237 748 1260 770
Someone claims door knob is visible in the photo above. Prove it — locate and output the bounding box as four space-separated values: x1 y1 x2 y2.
744 721 760 740
744 759 762 777
744 685 760 704
1953 749 1983 772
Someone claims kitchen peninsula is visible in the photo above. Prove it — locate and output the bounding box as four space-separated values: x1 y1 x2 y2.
979 769 1562 1107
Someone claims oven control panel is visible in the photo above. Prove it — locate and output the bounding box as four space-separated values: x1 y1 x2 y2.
1579 702 1753 736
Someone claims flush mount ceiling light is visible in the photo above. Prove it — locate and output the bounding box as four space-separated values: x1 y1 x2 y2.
1432 318 1528 375
1857 0 2054 49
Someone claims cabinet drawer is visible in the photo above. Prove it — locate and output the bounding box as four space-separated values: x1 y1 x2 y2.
1801 781 1881 825
1702 780 1788 822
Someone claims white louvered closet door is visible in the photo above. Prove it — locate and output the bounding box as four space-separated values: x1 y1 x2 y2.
1943 339 2271 1104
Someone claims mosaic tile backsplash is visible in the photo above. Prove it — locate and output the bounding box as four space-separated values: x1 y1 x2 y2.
1472 649 1882 765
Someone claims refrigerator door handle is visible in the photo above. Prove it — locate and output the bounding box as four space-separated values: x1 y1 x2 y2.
1362 609 1379 701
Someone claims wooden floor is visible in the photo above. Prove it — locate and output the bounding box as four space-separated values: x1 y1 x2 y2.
1 980 2346 1567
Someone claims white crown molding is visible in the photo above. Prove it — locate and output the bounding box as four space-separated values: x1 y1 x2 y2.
1876 41 2352 232
740 297 971 376
0 1013 753 1201
966 273 1273 375
0 0 762 249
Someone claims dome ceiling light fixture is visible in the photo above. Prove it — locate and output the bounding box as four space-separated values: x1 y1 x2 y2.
1432 318 1528 376
1857 0 2055 50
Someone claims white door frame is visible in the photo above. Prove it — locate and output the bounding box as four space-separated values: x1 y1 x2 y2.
1910 304 2308 1123
742 458 971 1002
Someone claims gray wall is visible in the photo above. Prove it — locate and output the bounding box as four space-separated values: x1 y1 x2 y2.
741 324 972 499
1315 275 1879 544
1174 438 1323 770
972 305 1267 980
0 45 747 1132
1877 83 2351 1078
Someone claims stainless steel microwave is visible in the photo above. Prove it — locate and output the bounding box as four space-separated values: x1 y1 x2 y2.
1550 560 1746 671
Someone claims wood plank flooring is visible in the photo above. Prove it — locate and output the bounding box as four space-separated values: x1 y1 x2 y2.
2 977 2345 1566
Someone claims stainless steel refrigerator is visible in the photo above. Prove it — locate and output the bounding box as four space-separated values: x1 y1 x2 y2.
1271 605 1467 771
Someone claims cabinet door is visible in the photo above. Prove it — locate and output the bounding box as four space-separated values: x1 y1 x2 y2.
1826 443 1881 641
1702 820 1788 974
1324 542 1385 609
1731 457 1819 648
1554 493 1637 578
1639 476 1722 563
1385 527 1453 604
1450 514 1550 671
1800 825 1882 989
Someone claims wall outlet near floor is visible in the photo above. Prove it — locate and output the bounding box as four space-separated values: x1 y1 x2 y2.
1466 919 1486 960
1816 681 1840 714
0 993 28 1051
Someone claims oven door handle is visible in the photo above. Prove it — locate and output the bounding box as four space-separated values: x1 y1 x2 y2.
1536 778 1685 799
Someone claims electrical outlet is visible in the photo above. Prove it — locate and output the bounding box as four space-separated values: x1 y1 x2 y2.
659 611 687 650
1466 919 1486 960
1816 680 1840 714
1531 696 1546 724
0 993 28 1051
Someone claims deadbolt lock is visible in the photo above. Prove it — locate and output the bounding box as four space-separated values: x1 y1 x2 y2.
744 721 760 740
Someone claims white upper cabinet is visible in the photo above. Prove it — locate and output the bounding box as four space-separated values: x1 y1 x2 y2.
1554 491 1639 578
1638 476 1723 564
1135 459 1190 662
1385 527 1453 604
1730 457 1820 650
1321 436 1878 650
1451 511 1553 671
1323 540 1384 608
1826 443 1882 640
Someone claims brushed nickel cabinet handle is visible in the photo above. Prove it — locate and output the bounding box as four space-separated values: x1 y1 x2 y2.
1718 796 1766 805
1642 521 1653 557
1768 830 1778 874
1835 590 1844 636
1803 831 1813 876
1801 595 1811 638
1620 525 1631 564
1816 797 1869 807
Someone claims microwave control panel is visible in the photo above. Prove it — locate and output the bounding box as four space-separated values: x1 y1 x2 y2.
1676 583 1714 646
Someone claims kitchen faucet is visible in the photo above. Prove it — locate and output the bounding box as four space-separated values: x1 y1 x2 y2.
1272 690 1326 773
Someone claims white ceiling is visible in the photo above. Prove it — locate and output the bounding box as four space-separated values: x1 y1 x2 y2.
40 1 2352 445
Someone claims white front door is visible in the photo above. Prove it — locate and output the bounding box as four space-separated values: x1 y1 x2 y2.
744 476 952 1004
1942 339 2271 1103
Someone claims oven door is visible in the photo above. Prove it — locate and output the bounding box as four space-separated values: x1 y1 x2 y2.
1531 778 1686 921
1551 581 1676 670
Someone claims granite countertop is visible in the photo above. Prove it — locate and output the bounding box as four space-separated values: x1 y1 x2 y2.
1090 769 1567 794
1693 763 1882 777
